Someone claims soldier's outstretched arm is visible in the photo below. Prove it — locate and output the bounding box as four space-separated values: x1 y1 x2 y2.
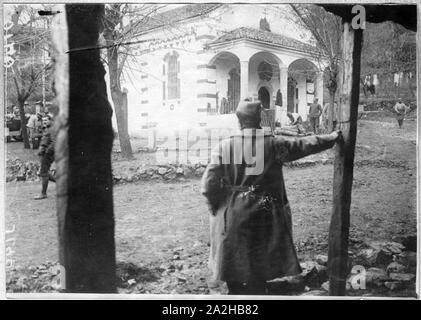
274 131 340 163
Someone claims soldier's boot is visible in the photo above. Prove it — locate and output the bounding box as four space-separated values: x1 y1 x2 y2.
34 177 49 200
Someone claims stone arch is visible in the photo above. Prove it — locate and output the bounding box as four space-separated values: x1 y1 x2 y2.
248 51 282 108
287 58 321 116
209 51 241 114
208 51 240 66
288 58 319 78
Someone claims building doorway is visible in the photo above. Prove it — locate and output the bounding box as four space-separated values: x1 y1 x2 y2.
258 87 270 109
287 77 296 113
227 68 240 113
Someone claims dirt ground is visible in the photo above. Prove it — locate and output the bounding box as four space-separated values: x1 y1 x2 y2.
5 119 417 294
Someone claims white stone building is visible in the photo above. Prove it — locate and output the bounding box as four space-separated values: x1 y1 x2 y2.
112 4 324 137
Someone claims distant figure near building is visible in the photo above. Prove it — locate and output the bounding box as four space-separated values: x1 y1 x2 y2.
308 98 323 134
286 112 302 125
286 112 305 134
35 115 55 200
201 99 341 295
27 112 43 149
394 98 409 129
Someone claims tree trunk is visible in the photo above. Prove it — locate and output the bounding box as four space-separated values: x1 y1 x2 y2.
53 3 116 293
17 98 30 148
107 47 133 159
109 86 133 159
328 23 363 296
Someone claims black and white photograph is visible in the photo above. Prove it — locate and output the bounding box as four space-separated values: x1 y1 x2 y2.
1 1 419 300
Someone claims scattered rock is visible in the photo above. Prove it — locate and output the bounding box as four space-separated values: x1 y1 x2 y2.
400 235 417 252
137 168 146 175
321 281 329 291
389 273 415 283
174 262 184 271
386 262 407 274
365 267 389 287
300 290 328 296
172 254 180 260
384 281 403 291
194 167 206 176
356 247 393 267
8 157 210 184
300 261 328 288
368 241 405 255
146 168 156 176
164 172 177 180
300 261 317 271
267 275 305 294
395 251 417 272
315 254 328 266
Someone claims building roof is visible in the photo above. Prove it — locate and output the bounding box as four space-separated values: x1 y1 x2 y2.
208 27 321 55
133 3 223 35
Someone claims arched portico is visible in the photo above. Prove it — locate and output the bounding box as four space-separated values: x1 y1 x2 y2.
205 50 322 119
248 51 282 109
208 51 241 114
208 50 284 113
287 58 322 119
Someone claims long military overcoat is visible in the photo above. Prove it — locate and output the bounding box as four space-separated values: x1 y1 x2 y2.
201 130 337 283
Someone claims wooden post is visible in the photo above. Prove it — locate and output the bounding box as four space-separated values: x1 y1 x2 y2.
53 4 116 292
328 22 363 296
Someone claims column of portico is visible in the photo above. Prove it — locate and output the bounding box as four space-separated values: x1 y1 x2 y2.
240 60 249 100
280 66 288 108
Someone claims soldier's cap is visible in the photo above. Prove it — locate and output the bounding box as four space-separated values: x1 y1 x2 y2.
235 100 262 119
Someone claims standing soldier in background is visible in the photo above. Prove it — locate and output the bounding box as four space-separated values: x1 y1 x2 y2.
201 99 341 295
35 115 56 200
308 98 323 134
27 112 43 149
394 98 409 129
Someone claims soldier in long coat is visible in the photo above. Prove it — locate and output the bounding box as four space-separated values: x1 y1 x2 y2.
35 115 56 200
201 100 340 295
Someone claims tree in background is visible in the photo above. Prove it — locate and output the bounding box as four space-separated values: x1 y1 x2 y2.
101 4 164 159
361 21 416 98
289 4 342 132
5 5 53 148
